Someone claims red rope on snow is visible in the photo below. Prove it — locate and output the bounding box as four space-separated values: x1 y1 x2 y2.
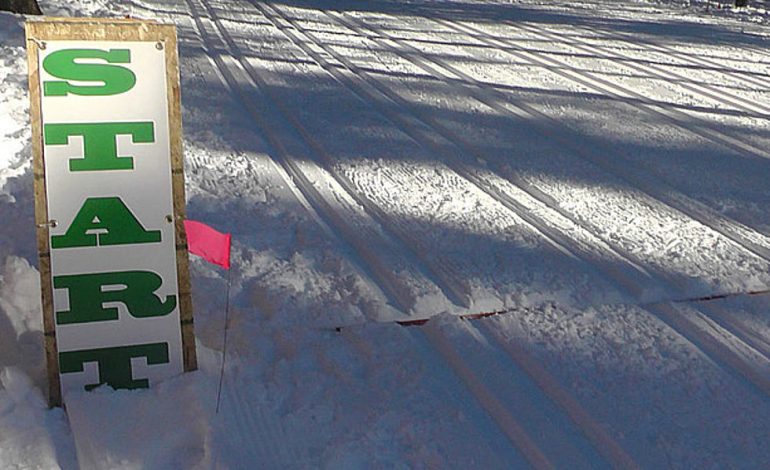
671 288 770 304
395 308 514 327
382 288 770 329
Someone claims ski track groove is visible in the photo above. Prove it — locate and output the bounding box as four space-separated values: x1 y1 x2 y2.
558 19 770 94
184 0 467 314
478 12 770 380
429 16 770 160
339 322 633 469
253 0 578 262
477 320 640 470
697 300 770 361
191 0 476 311
409 12 770 372
421 325 556 470
408 13 770 257
261 0 770 319
507 20 770 117
328 7 770 284
254 1 770 464
431 16 770 174
180 0 770 466
335 325 539 467
255 0 667 302
283 6 770 401
506 0 770 64
648 302 770 397
326 9 770 270
178 0 396 314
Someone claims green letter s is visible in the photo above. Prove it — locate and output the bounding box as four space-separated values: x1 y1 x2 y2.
43 49 136 96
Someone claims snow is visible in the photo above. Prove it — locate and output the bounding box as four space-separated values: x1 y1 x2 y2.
3 0 770 467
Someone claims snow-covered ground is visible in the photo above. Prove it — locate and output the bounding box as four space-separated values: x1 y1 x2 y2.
3 0 770 467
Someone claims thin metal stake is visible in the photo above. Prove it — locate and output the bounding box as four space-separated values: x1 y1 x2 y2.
215 266 232 414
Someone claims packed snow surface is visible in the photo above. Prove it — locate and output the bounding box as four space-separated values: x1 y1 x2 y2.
2 0 770 467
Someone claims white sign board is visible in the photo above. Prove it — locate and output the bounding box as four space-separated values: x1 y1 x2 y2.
26 19 195 406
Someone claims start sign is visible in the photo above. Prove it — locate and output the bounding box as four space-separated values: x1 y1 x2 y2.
26 18 196 407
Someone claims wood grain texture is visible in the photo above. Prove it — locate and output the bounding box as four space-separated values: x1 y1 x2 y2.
163 24 198 372
25 21 62 408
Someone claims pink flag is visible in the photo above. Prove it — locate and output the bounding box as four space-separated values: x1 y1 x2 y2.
184 220 231 269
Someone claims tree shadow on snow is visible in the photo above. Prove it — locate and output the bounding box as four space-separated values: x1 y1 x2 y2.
270 0 770 50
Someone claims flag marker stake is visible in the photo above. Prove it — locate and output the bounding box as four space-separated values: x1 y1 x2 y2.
216 265 232 414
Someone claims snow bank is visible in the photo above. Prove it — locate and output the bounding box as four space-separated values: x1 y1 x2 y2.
0 367 74 469
36 0 130 18
64 365 216 470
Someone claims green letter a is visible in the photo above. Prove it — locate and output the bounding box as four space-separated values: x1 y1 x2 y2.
52 197 161 249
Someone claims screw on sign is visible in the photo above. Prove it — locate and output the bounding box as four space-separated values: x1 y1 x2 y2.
26 19 196 407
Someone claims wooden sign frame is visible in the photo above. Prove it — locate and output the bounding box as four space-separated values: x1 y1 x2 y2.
26 18 196 408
